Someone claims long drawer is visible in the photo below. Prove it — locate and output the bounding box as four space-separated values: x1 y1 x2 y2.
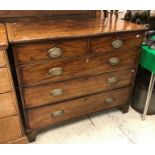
23 69 134 109
0 92 17 118
0 116 22 143
14 39 88 64
90 32 143 54
27 87 131 129
0 50 6 68
0 68 11 94
20 49 139 86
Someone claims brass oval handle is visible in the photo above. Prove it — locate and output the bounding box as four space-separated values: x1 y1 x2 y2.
51 110 64 117
107 76 118 84
48 47 62 58
50 88 64 96
112 40 123 49
104 97 115 104
48 67 63 76
108 57 120 66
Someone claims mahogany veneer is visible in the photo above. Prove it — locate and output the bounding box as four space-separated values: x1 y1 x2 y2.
24 69 134 109
6 16 146 43
27 87 131 129
5 14 147 142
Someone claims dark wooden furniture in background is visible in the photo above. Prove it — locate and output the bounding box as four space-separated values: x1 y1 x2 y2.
0 24 28 144
5 13 147 142
0 10 96 22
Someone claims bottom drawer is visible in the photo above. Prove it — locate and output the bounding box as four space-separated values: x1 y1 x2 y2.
27 87 131 129
0 116 22 143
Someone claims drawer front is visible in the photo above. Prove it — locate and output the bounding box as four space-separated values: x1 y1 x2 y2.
24 69 134 108
27 87 131 129
0 68 11 94
0 116 22 143
0 50 6 68
0 92 17 118
14 39 88 64
90 32 143 54
20 49 139 86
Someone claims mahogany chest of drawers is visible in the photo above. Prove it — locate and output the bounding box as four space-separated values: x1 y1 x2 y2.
0 24 28 143
5 16 146 142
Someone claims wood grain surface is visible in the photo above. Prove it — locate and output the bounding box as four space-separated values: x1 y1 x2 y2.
14 39 88 64
20 49 139 86
23 69 134 109
6 13 146 142
0 24 8 49
0 92 17 118
0 11 96 18
0 50 6 68
90 32 143 53
0 116 22 143
27 87 131 129
6 15 147 43
0 68 12 94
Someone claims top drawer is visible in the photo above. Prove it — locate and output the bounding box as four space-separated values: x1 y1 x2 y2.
90 32 143 54
0 50 6 68
14 39 88 64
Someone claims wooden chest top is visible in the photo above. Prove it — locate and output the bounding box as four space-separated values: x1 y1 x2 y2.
6 16 147 44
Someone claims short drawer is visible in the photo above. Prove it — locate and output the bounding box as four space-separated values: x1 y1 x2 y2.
0 92 17 118
90 32 143 54
14 39 88 64
27 87 131 129
0 68 11 94
24 69 134 109
20 49 139 86
0 50 6 68
0 116 22 143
